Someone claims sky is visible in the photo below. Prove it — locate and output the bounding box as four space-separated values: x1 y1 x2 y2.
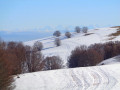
0 0 120 41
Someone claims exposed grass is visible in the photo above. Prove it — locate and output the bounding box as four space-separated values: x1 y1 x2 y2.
84 33 94 36
111 26 120 28
109 27 120 36
108 37 116 40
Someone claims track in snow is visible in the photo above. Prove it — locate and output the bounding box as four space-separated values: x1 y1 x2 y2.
13 64 120 90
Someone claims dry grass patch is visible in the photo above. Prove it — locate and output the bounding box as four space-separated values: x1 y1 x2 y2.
111 26 120 28
109 27 120 36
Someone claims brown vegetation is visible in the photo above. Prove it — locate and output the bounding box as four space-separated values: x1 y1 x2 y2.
0 38 64 89
109 27 120 36
68 41 120 68
110 30 120 36
0 40 14 90
111 26 120 28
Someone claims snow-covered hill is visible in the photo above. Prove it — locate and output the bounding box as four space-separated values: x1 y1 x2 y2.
98 55 120 65
12 27 120 90
13 63 120 90
24 27 120 64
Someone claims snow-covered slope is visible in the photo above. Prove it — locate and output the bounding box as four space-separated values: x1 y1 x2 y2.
13 27 120 90
24 27 120 64
98 55 120 65
13 63 120 90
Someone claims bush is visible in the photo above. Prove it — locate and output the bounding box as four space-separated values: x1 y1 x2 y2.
65 31 71 38
44 56 63 70
53 31 61 37
54 38 61 46
75 26 81 33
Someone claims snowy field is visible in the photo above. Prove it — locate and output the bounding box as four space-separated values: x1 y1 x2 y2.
98 55 120 65
13 63 120 90
13 27 120 90
24 27 120 64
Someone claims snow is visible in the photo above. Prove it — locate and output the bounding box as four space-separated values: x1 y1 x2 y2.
24 27 119 65
13 63 120 90
13 27 120 90
98 55 120 65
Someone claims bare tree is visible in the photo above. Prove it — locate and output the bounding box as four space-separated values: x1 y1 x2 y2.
0 40 14 90
53 31 61 37
82 27 88 33
0 39 6 50
25 45 44 72
68 45 103 68
54 38 61 46
65 31 71 38
33 41 43 51
75 26 81 33
0 56 14 90
7 41 17 50
44 56 63 70
68 45 88 68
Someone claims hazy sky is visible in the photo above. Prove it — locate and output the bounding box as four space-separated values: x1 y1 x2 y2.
0 0 120 41
0 0 120 30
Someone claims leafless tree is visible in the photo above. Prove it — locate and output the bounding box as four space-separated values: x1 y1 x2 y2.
44 56 63 70
68 45 88 68
33 41 43 51
53 31 61 37
54 38 61 46
82 27 88 33
0 40 14 90
25 45 44 72
65 31 71 38
75 26 81 33
68 45 104 68
7 41 17 50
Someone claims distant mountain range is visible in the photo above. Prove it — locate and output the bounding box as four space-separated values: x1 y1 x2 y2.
0 25 119 41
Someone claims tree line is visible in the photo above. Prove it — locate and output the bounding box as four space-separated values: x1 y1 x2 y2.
0 39 63 89
68 41 120 68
